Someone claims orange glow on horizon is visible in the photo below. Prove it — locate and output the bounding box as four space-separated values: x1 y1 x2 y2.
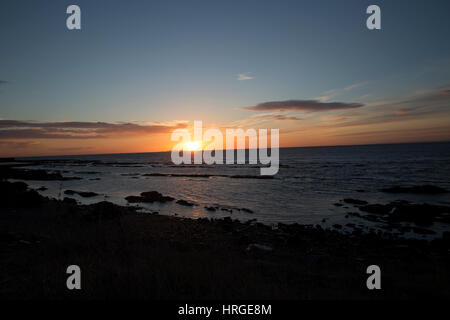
184 141 202 151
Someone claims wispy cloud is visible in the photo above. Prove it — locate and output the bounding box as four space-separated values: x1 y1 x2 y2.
305 88 450 130
0 80 8 85
344 81 368 91
0 140 39 148
237 73 254 81
0 120 188 140
240 99 364 112
316 81 368 102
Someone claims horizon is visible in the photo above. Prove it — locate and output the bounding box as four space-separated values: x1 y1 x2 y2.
7 139 450 159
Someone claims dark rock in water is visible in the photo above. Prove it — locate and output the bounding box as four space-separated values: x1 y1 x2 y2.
241 208 254 213
176 199 194 206
125 191 174 203
77 191 99 198
205 206 217 212
347 212 362 218
343 198 368 205
74 171 101 175
359 204 392 215
333 224 342 229
141 191 174 202
64 190 99 198
334 203 343 207
125 195 142 203
380 185 448 194
388 203 450 226
356 200 450 226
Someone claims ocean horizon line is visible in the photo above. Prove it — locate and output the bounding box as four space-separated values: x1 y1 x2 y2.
5 139 450 159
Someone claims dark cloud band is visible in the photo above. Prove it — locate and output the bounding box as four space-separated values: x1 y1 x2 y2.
241 100 364 112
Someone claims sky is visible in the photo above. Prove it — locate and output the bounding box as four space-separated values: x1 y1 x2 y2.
0 0 450 156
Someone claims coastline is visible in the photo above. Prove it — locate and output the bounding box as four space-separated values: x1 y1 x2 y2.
1 169 449 299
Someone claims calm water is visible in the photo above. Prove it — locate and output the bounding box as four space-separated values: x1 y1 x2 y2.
16 142 450 237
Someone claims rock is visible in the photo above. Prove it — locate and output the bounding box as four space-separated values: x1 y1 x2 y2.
347 212 362 218
205 206 217 212
388 203 449 226
83 201 125 221
380 185 448 194
241 208 254 213
343 198 368 205
217 217 234 231
0 180 42 208
359 204 392 215
84 191 97 197
176 199 194 206
64 190 99 198
355 200 450 226
125 191 174 203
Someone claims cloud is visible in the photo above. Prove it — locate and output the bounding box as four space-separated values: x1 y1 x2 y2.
313 88 450 130
344 81 368 91
237 73 254 81
0 120 188 140
0 140 39 148
394 108 414 115
240 99 364 112
316 81 368 102
253 114 303 121
0 80 8 85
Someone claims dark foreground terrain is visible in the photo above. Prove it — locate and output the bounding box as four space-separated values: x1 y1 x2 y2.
1 169 449 299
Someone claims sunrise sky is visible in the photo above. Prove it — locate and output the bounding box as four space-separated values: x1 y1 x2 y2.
1 0 450 157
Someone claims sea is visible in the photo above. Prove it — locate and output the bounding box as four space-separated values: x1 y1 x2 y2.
13 142 450 238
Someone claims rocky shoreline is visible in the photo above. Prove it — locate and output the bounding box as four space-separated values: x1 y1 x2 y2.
1 165 450 299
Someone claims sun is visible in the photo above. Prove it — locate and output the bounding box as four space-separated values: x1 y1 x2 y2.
185 141 202 151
